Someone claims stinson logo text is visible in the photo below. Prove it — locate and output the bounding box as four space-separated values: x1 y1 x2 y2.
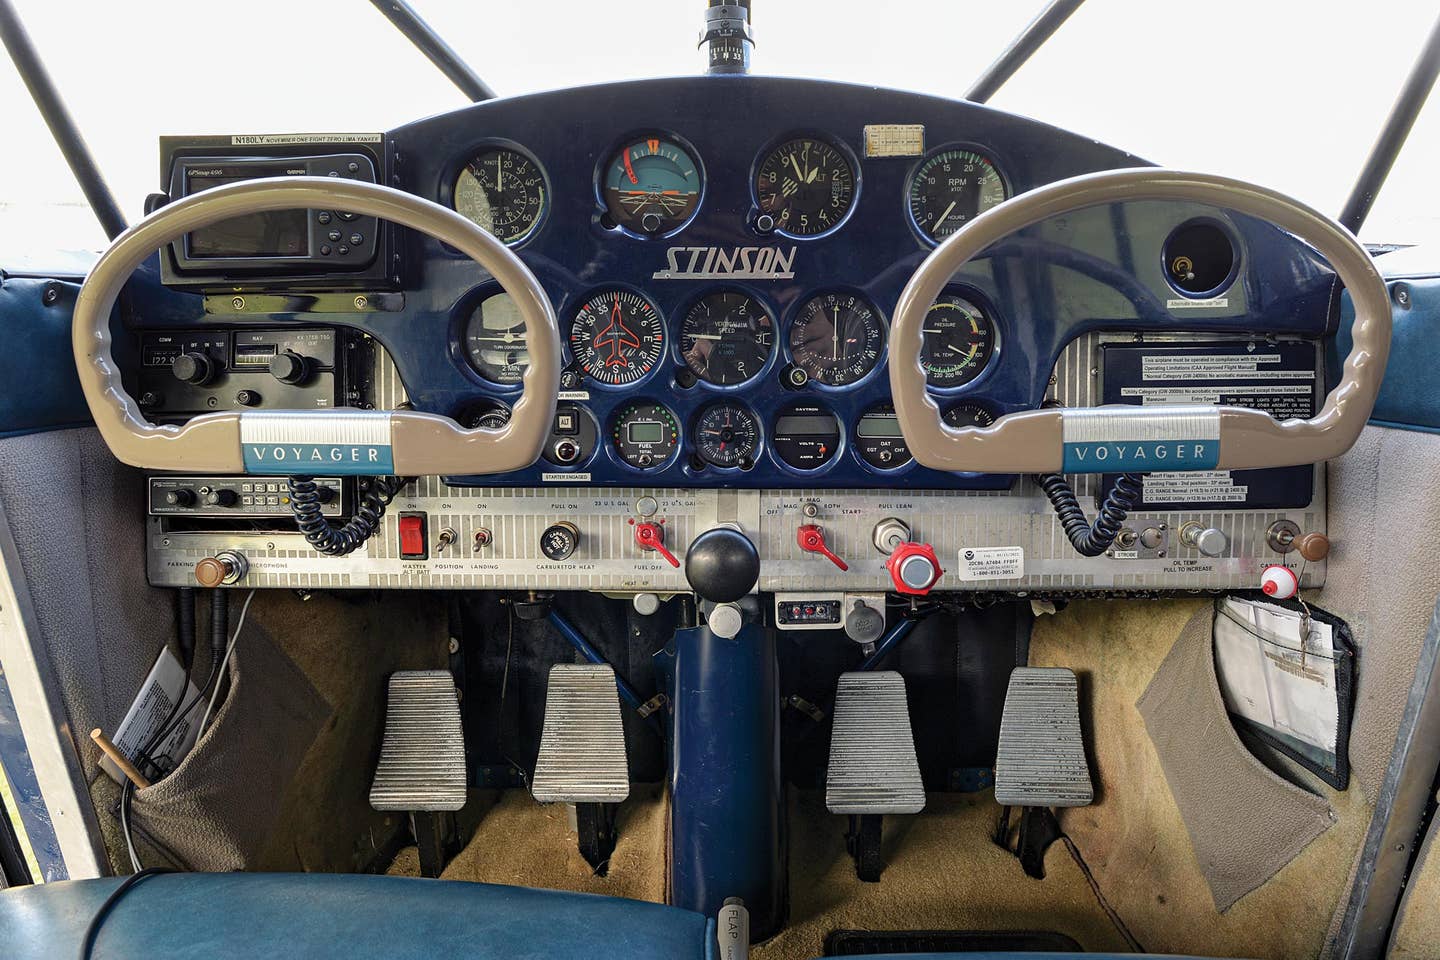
653 245 796 280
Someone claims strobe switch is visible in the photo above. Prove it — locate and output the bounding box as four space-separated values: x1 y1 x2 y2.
887 542 942 595
398 513 428 559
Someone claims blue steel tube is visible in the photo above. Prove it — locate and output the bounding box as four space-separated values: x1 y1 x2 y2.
666 621 786 940
858 617 917 672
545 609 648 715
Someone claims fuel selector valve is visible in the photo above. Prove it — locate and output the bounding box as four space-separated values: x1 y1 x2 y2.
797 524 848 571
886 542 943 596
634 520 680 568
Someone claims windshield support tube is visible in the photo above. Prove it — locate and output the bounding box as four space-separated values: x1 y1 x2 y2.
0 0 127 240
1339 13 1440 235
368 0 496 103
964 0 1085 104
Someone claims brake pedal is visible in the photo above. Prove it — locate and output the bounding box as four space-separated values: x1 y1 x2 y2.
994 667 1093 808
533 663 630 874
826 671 924 881
369 670 467 877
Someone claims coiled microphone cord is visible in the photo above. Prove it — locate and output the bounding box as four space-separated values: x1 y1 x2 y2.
288 475 409 556
1035 472 1144 557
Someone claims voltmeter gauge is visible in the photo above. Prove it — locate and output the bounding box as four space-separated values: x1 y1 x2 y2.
612 401 681 470
942 402 996 429
602 136 702 235
755 138 856 236
694 402 761 469
772 403 841 471
570 290 665 386
789 292 885 387
463 291 530 385
908 148 1008 243
680 290 775 386
854 404 912 470
452 147 546 245
921 292 997 389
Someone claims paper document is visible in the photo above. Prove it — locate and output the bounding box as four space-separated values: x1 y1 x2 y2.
101 647 203 785
1213 596 1338 755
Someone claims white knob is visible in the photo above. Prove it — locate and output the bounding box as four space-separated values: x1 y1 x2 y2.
897 553 937 591
1260 564 1299 600
708 602 744 639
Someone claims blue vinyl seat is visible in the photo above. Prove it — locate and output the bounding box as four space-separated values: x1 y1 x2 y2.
0 872 715 960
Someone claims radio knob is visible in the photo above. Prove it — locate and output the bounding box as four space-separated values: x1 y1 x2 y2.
171 352 214 385
268 350 313 385
164 488 195 507
203 488 238 508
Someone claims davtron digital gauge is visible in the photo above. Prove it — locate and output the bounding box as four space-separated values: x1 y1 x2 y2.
854 404 912 470
908 148 1008 243
463 291 530 385
570 290 666 386
694 402 761 469
452 147 546 244
602 136 702 235
680 290 775 386
612 401 681 470
920 292 997 389
772 403 841 471
755 138 856 236
789 292 885 386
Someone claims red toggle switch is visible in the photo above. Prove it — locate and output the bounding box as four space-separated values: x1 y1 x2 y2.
634 521 680 567
886 541 941 595
797 524 848 571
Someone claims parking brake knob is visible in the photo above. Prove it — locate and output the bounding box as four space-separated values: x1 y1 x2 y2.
684 527 760 604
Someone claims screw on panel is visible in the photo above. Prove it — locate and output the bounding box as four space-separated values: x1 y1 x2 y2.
1391 283 1411 308
354 295 369 310
42 285 59 305
231 296 245 311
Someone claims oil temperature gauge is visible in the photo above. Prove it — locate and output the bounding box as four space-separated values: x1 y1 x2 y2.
854 404 912 470
694 402 761 469
612 401 681 470
921 292 997 389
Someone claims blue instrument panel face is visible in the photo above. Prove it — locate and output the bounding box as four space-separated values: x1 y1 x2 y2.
137 77 1342 489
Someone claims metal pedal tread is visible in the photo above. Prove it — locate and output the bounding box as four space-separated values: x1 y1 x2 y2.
994 666 1093 807
826 671 925 815
369 670 467 812
532 663 630 804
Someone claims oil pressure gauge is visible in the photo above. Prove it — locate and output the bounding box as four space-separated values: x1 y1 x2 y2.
921 292 997 389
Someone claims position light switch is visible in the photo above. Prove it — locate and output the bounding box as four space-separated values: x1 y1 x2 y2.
399 513 428 559
797 524 848 571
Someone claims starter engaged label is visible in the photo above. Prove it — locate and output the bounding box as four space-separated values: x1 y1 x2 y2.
957 546 1025 580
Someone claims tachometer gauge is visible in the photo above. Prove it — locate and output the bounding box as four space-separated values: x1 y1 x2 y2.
611 401 680 470
453 147 546 244
570 290 665 386
694 402 761 469
602 136 702 235
789 292 885 387
908 148 1008 243
772 403 840 471
463 291 530 385
755 138 856 236
854 404 912 470
943 402 996 429
921 293 996 389
680 290 774 386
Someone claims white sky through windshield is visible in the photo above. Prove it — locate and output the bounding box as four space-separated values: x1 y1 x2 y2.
1 0 1436 256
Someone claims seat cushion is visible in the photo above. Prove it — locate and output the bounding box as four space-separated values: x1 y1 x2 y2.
0 872 715 960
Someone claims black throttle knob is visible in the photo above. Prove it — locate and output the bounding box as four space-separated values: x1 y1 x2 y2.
684 527 760 604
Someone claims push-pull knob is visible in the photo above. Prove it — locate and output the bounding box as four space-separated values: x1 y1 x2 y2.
887 542 942 595
634 521 679 567
194 550 248 587
797 524 847 570
1180 521 1229 558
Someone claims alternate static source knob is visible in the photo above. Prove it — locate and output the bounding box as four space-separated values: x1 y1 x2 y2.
539 521 580 562
171 352 215 385
684 527 760 604
886 542 942 595
268 350 313 385
1180 522 1229 558
1260 564 1299 600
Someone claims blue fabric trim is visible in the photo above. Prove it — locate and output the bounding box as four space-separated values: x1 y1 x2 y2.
0 277 93 438
1334 274 1440 434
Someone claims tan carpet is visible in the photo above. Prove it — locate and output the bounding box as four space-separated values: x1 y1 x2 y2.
391 786 1130 959
1390 814 1440 959
1031 599 1374 960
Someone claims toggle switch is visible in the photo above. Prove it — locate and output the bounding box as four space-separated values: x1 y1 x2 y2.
797 524 848 571
634 520 679 567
